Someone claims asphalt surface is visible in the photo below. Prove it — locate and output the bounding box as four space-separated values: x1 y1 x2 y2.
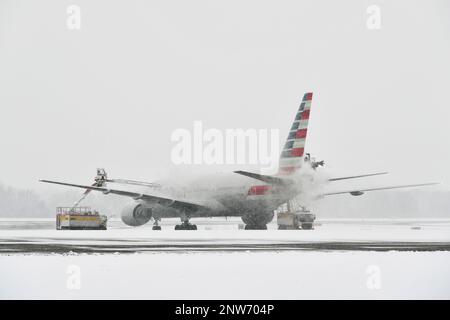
1 218 450 253
1 238 450 253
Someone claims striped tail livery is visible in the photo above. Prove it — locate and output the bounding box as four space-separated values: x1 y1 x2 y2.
278 92 313 175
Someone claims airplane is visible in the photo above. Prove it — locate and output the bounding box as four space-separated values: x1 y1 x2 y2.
40 92 437 230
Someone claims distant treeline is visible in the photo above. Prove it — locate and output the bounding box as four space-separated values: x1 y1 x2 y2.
0 182 449 218
0 183 49 217
313 189 450 218
0 182 127 218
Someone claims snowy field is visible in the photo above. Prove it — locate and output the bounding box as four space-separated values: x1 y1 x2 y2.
0 218 450 299
1 251 450 299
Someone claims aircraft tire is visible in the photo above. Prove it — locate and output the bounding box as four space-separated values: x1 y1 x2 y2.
301 223 313 230
175 224 197 230
245 224 267 230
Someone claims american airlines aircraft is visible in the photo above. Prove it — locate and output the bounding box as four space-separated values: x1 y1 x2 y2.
40 93 436 230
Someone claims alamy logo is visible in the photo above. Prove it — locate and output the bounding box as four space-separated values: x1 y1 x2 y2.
171 121 280 172
366 265 381 290
66 265 81 290
366 5 381 30
66 5 81 30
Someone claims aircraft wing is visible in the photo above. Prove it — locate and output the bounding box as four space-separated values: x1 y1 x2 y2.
328 172 388 182
322 182 438 197
39 179 204 213
106 178 161 188
235 170 389 185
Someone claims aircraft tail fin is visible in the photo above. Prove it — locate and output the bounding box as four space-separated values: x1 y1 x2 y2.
278 92 313 175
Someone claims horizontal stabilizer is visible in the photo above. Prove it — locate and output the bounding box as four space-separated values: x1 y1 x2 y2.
233 171 291 185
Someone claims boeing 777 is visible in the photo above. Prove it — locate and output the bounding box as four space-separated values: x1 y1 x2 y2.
40 93 436 230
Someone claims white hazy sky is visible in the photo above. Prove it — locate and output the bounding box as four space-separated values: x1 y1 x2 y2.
0 0 449 191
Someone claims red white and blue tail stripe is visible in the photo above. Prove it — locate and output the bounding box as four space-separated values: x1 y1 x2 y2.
278 92 313 175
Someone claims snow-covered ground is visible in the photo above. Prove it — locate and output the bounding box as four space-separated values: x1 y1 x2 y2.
1 218 449 299
1 251 449 299
1 218 450 247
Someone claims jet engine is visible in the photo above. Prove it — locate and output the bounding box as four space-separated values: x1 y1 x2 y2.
121 202 152 226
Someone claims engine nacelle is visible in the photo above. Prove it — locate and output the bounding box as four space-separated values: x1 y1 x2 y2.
121 202 152 226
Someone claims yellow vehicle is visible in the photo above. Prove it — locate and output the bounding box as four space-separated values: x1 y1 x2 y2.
56 207 107 230
277 210 315 230
276 201 316 230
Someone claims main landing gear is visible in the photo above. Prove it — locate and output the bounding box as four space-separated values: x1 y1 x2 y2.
152 218 161 230
175 221 197 230
244 224 268 230
241 212 273 230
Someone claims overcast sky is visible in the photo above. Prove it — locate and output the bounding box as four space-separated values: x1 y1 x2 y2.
0 0 449 192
